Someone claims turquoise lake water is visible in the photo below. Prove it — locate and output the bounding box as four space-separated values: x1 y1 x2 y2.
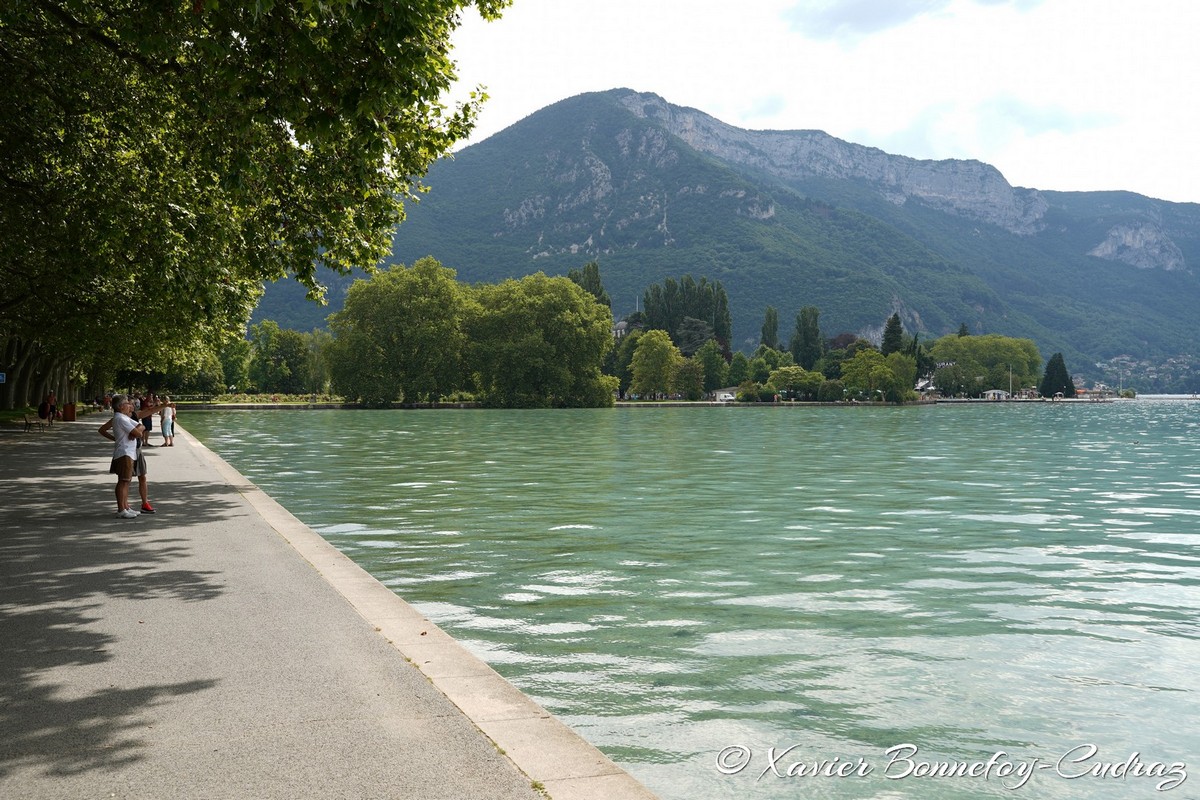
183 401 1199 799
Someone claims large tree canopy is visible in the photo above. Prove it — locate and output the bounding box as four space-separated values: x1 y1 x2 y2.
0 0 507 408
929 334 1042 398
469 273 616 408
327 257 470 405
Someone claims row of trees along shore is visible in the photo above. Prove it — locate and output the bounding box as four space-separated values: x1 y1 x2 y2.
158 260 1080 407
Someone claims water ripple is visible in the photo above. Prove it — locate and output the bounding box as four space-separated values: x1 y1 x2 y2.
187 401 1200 800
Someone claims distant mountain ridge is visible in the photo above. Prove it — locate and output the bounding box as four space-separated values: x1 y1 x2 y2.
257 89 1200 391
615 91 1052 237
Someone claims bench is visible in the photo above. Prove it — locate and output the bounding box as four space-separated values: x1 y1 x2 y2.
24 414 46 432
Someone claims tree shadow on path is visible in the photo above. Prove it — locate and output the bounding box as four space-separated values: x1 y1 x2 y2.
0 425 240 781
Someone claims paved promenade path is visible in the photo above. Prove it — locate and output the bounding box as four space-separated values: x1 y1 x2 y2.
0 417 658 800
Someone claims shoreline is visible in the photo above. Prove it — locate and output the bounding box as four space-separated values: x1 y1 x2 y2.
183 429 658 800
163 397 1152 411
0 421 658 800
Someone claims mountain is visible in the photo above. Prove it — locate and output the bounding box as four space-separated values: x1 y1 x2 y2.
259 89 1200 391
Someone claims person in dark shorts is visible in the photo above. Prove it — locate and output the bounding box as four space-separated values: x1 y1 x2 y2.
140 393 155 446
99 395 144 518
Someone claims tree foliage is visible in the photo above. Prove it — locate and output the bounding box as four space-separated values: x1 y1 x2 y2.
675 316 716 356
642 275 732 348
1040 352 1077 398
674 359 706 401
328 258 469 405
567 261 611 309
694 339 729 392
768 365 823 400
929 334 1042 398
1 0 508 408
248 321 310 395
790 306 823 370
817 379 845 402
219 338 253 393
469 273 616 407
630 330 682 399
727 352 751 386
881 313 904 356
840 349 900 402
610 330 643 399
761 306 779 349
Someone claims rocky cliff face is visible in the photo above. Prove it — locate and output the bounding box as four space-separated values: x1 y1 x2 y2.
617 91 1049 236
1088 221 1187 271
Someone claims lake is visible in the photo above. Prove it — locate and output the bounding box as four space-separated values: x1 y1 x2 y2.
183 401 1199 799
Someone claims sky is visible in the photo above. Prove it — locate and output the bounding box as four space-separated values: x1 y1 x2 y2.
448 0 1200 204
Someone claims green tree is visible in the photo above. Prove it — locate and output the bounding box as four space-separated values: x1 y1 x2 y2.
305 329 334 396
769 365 823 400
630 330 682 399
929 334 1042 398
695 339 729 393
761 306 779 349
816 349 848 380
248 321 309 394
219 338 253 393
817 379 845 402
884 352 918 402
728 352 751 386
1 0 508 409
933 361 978 397
905 332 937 380
958 323 971 337
881 313 904 356
328 257 469 405
610 330 643 399
676 316 716 356
751 345 793 371
469 273 616 407
840 349 899 401
642 275 732 346
674 359 706 401
166 351 225 396
790 306 823 370
749 357 772 384
567 262 611 309
1040 352 1077 398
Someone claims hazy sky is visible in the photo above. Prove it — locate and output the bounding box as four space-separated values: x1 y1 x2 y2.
449 0 1199 204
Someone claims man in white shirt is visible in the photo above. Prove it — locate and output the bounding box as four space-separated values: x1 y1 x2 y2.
98 394 145 519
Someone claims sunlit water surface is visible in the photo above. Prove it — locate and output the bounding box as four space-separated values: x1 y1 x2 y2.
184 402 1200 799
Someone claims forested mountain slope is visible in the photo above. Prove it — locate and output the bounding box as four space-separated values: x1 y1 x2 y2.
260 89 1200 390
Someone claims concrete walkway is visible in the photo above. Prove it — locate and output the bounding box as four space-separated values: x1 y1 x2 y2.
0 417 658 800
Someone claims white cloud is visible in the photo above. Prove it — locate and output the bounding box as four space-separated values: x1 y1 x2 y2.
449 0 1200 203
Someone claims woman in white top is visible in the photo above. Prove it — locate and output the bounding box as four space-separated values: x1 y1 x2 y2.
160 396 176 447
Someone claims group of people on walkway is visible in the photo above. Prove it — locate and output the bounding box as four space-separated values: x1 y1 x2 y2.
98 394 177 519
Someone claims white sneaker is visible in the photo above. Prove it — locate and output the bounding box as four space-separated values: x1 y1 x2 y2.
117 509 139 519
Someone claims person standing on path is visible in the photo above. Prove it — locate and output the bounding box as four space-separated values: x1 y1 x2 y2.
140 392 156 446
160 396 176 446
130 397 159 513
98 394 144 519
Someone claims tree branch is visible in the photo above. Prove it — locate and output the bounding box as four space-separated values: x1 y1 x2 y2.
34 0 184 77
